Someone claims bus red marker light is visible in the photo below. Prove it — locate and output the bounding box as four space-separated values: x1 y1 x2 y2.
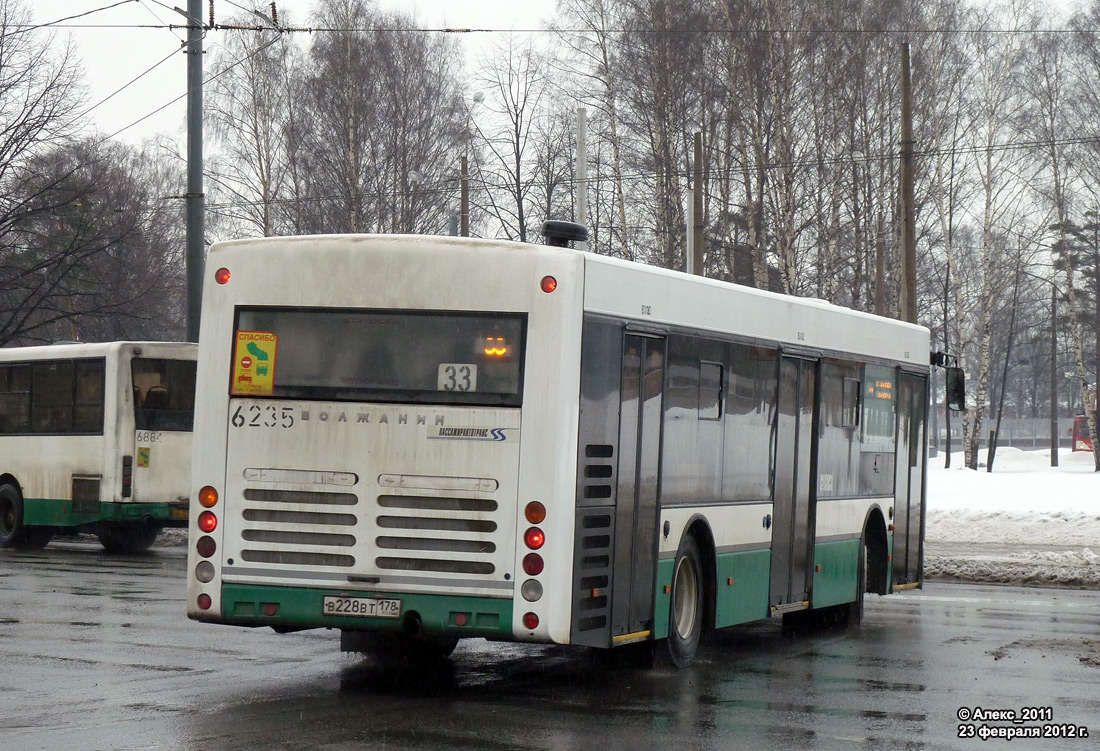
524 527 545 550
522 553 543 576
198 510 218 533
196 535 216 558
525 501 546 524
215 267 231 284
263 603 278 617
454 612 469 627
522 612 539 630
197 593 212 610
540 276 557 293
199 486 219 508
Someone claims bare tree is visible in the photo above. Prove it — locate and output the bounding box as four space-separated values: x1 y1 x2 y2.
0 137 185 344
207 9 298 237
289 0 464 235
556 0 634 258
471 35 553 243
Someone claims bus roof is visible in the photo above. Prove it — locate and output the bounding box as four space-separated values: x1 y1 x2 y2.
0 341 197 362
580 251 929 368
209 234 929 368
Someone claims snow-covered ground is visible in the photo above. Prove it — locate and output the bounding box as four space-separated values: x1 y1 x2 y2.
925 447 1100 589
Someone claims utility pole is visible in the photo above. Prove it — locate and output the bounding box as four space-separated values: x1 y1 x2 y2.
576 108 588 227
460 156 469 237
1050 285 1059 466
692 131 704 277
899 43 917 324
185 0 204 342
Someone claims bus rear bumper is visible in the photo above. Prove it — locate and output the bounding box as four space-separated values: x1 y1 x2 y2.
214 583 515 639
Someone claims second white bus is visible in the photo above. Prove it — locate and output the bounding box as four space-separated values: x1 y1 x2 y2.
0 341 197 553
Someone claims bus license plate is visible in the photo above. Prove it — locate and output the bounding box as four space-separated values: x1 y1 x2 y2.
322 595 402 619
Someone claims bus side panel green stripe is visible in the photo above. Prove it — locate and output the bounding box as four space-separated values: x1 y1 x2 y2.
812 538 861 609
715 548 771 628
653 558 673 640
22 498 180 527
220 583 514 638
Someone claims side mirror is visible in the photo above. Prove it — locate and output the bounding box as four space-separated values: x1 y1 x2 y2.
946 366 965 412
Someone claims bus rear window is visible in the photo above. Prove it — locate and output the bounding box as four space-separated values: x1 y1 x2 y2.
233 308 526 407
133 358 197 431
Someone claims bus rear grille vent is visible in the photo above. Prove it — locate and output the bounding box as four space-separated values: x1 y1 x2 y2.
240 549 355 567
239 488 361 568
374 494 498 577
243 489 358 505
582 444 615 500
573 510 613 633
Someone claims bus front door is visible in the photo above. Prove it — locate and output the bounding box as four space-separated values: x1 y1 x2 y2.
610 334 665 640
770 356 817 613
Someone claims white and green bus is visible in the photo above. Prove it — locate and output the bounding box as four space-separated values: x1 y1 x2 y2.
187 232 954 665
0 341 197 553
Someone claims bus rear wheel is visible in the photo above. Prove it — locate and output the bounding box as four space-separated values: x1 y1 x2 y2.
97 522 160 554
667 535 704 668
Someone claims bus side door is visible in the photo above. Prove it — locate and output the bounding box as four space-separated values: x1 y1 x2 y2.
770 356 817 612
610 334 665 639
892 372 927 587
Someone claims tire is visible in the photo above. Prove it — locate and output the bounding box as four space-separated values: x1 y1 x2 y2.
22 527 53 550
98 522 160 554
0 483 25 549
667 534 704 668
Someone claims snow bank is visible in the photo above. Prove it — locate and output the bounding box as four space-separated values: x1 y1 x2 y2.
925 448 1100 588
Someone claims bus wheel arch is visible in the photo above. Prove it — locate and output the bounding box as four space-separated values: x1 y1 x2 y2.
862 507 890 596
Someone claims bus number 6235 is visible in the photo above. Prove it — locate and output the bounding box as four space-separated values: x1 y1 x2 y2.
231 404 294 429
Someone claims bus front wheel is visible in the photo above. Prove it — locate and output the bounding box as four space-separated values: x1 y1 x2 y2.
667 534 704 668
0 483 25 548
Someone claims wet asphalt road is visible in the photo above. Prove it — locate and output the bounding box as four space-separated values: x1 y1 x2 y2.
2 540 1099 751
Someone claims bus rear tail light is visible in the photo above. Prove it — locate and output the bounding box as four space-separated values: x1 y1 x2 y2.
198 510 218 533
199 486 219 507
522 553 543 576
524 527 545 550
540 276 557 293
522 612 539 630
121 455 132 498
215 267 231 284
197 593 212 610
